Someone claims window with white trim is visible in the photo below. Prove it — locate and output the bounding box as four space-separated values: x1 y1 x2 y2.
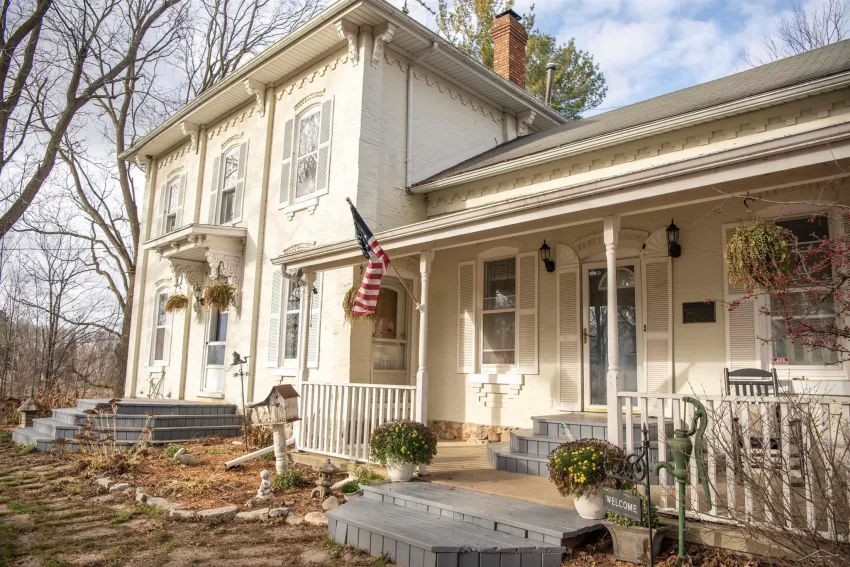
267 270 323 369
482 258 517 366
295 107 321 200
164 178 180 233
219 146 240 224
283 272 302 362
151 289 171 364
278 98 333 210
770 215 838 365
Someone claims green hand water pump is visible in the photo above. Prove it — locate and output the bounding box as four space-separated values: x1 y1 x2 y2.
653 396 712 565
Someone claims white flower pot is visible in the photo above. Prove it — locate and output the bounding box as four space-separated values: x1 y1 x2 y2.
573 492 605 520
385 459 416 482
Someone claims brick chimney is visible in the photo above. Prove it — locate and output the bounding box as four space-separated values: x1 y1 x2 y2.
490 9 527 88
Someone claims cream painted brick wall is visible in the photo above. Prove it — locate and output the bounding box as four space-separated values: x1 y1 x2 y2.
424 183 850 428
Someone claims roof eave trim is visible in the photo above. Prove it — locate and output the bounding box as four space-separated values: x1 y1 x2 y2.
410 70 850 193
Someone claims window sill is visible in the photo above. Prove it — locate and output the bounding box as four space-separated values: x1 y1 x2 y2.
281 196 320 219
196 391 224 399
145 365 167 372
271 367 298 377
468 373 523 385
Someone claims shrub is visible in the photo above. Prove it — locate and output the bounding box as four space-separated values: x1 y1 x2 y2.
724 218 792 291
17 442 36 454
548 439 625 498
258 451 275 462
347 463 384 485
605 487 657 528
273 470 303 491
340 481 360 495
369 419 437 466
163 444 184 459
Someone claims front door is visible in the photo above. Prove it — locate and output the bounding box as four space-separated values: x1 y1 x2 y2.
203 309 229 393
582 260 642 410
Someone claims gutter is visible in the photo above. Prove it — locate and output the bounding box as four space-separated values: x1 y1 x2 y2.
410 71 850 193
275 121 850 271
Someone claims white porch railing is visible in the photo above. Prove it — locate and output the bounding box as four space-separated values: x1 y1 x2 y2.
297 382 417 462
617 391 850 543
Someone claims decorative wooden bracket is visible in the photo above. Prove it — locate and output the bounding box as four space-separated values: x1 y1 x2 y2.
244 79 266 117
335 19 359 66
135 155 152 181
372 22 397 68
518 111 536 136
180 121 200 153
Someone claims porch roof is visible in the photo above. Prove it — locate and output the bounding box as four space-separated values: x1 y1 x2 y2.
274 121 850 272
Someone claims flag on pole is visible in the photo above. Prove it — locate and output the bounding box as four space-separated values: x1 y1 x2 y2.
347 199 390 316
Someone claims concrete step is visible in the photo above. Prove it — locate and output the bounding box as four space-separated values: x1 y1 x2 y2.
75 399 237 415
11 428 57 452
359 482 602 550
52 408 243 428
488 443 550 478
328 494 565 567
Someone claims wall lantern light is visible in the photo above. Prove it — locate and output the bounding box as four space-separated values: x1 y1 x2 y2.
666 219 681 258
539 240 555 272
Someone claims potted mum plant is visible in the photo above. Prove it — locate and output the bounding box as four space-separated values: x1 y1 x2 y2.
605 488 669 564
369 419 437 482
548 439 625 519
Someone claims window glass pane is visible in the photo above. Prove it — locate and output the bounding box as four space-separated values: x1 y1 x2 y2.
154 328 165 360
166 214 176 233
215 312 228 342
776 216 829 246
373 342 406 370
286 281 302 312
156 293 168 326
482 311 515 364
483 258 516 311
771 292 835 317
374 288 399 339
219 189 235 224
223 147 239 189
284 313 299 359
167 181 179 213
207 344 226 365
298 111 320 156
295 154 317 198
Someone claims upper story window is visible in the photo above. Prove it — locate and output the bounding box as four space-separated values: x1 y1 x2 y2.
157 175 184 236
482 258 516 366
220 146 240 224
208 142 248 226
165 178 180 233
279 98 334 211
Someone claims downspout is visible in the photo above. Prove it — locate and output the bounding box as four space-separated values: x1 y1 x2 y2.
405 42 438 190
245 84 277 404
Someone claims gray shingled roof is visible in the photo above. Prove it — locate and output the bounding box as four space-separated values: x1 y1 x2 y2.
416 38 850 186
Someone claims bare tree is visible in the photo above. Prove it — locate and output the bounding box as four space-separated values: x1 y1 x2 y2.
745 0 850 66
0 0 185 240
178 0 323 102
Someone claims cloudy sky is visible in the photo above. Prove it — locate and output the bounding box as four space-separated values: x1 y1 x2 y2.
391 0 811 116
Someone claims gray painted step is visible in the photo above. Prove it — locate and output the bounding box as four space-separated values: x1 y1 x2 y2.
509 431 562 458
360 482 602 548
11 428 57 452
75 399 237 415
31 417 241 442
328 495 564 567
488 444 550 478
532 413 673 446
52 408 242 428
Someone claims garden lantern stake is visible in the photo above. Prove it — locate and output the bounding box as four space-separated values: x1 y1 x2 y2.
653 397 712 566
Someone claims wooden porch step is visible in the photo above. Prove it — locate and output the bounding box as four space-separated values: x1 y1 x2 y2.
328 495 565 567
509 430 562 457
487 443 550 478
359 482 602 548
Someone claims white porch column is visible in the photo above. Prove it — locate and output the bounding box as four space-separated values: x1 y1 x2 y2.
415 251 434 424
604 215 622 448
294 271 315 447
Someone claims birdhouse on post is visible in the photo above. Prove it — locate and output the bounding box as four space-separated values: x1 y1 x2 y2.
17 397 44 428
248 385 300 474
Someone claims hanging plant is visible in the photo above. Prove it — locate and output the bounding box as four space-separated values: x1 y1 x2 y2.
342 283 376 324
164 294 189 313
203 281 236 312
724 217 792 291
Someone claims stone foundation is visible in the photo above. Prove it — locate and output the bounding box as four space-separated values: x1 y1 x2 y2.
429 420 517 444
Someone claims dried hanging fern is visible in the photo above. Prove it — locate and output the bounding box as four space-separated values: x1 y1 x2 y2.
203 281 236 312
724 217 792 291
342 283 376 324
164 294 189 313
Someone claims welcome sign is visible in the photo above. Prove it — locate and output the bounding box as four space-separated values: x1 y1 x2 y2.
602 488 643 522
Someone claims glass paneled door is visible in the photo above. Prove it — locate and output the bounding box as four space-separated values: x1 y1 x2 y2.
203 309 229 393
583 260 642 410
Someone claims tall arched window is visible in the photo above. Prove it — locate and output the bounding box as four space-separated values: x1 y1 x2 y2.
149 288 172 365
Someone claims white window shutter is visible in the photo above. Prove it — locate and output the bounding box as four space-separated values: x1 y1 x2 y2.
457 261 476 374
207 155 221 224
557 266 582 410
162 300 173 365
156 183 167 236
175 175 186 229
642 256 673 394
279 118 294 205
233 141 248 222
516 251 539 375
144 295 154 366
316 98 333 193
307 273 323 369
722 223 764 370
267 271 283 367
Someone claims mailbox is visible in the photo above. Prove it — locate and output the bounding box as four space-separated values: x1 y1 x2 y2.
248 385 300 425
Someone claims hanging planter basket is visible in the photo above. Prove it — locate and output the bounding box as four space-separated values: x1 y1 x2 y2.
203 281 237 312
164 294 189 313
342 283 375 324
724 218 792 291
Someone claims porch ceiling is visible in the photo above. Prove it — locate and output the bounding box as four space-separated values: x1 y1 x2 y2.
276 124 850 272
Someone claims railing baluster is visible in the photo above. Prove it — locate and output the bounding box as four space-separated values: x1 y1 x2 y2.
740 401 754 521
341 386 350 458
331 386 340 455
821 403 836 540
706 399 717 516
724 399 736 517
394 388 400 421
657 397 669 509
802 402 816 532
779 402 792 530
760 400 774 524
625 397 634 455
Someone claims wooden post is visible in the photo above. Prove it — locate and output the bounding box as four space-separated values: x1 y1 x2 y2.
604 215 622 447
293 271 315 449
416 251 433 424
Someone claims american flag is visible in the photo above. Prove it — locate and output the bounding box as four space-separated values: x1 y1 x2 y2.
348 199 390 316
